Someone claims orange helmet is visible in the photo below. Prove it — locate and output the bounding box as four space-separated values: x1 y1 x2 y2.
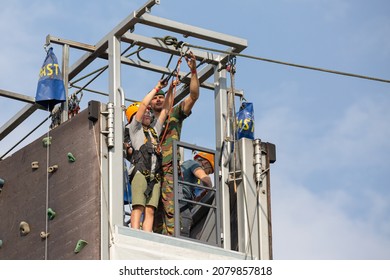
194 152 215 173
125 102 140 123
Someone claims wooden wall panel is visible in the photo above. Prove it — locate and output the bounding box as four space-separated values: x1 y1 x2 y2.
0 108 101 260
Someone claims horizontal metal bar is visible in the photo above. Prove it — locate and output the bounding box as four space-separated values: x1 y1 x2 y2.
120 56 215 90
122 56 185 76
134 0 160 18
179 198 217 209
69 84 139 103
46 35 96 52
139 13 247 52
0 89 35 104
68 0 159 80
0 104 40 141
122 33 220 64
178 180 214 192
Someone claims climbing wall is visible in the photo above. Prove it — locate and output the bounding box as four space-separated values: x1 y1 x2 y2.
0 108 101 259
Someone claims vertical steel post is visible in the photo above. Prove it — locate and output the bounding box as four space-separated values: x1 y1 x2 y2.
258 142 272 260
61 44 69 122
173 141 180 237
214 65 231 250
108 35 124 244
100 103 110 260
236 138 272 259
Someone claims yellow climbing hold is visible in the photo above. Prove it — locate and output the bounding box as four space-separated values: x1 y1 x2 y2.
40 231 50 239
19 221 30 236
48 164 58 173
31 161 39 170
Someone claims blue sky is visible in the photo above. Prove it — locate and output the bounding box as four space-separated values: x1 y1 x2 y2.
1 0 390 260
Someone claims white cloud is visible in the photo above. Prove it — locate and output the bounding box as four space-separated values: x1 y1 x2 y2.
272 178 390 259
259 80 390 259
317 97 390 168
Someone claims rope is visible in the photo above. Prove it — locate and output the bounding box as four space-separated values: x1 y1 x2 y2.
228 56 237 193
227 57 254 259
158 55 184 151
44 108 50 260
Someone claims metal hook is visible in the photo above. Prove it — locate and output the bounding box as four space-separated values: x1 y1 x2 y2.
228 55 236 66
180 43 190 58
226 55 237 74
240 95 247 103
43 43 51 53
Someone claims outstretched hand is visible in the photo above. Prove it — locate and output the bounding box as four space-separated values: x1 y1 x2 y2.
184 51 196 72
170 78 180 89
156 79 168 90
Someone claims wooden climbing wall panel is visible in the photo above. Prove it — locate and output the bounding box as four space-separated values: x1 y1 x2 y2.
0 108 101 259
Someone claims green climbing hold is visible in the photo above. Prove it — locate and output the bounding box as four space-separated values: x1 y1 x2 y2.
74 239 88 253
67 152 76 162
42 136 52 147
47 208 56 220
0 239 3 248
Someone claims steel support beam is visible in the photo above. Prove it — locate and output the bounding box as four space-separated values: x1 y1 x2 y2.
236 138 272 260
0 89 35 104
68 0 160 80
0 89 41 140
46 35 96 52
107 35 125 259
214 66 231 250
0 104 40 141
138 13 247 51
60 44 70 122
122 33 220 65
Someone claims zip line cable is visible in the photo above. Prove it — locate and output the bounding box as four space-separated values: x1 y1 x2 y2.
192 43 390 84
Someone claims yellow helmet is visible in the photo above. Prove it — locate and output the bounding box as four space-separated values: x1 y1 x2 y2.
125 102 140 123
194 152 215 173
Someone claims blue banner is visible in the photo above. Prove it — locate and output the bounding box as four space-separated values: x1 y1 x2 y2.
35 47 66 111
236 102 255 140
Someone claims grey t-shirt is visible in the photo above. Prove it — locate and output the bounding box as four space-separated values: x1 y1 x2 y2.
128 119 163 174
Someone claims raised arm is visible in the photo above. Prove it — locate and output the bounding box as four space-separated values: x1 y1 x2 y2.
158 78 178 124
135 80 167 122
182 51 199 115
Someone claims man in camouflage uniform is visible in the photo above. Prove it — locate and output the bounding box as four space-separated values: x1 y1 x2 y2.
151 51 199 235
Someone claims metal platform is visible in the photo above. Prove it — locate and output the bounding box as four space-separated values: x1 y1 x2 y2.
111 226 249 260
